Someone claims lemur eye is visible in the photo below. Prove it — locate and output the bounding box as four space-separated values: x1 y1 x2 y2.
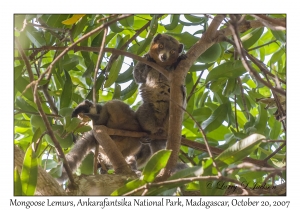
170 50 175 54
159 44 164 49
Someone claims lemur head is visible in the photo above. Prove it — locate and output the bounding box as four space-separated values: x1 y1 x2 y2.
149 33 184 67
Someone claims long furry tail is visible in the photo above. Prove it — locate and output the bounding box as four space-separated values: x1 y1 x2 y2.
56 131 96 183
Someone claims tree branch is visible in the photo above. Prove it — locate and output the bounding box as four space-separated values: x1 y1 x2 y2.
160 15 226 181
15 38 76 186
251 15 286 30
93 125 136 175
14 145 66 195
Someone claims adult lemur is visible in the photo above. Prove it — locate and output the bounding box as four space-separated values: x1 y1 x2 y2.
134 33 187 154
56 100 148 183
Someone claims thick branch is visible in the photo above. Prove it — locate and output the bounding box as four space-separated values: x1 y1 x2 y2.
93 125 136 175
157 15 226 181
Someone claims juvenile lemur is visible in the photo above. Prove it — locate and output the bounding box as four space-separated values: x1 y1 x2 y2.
57 100 145 183
134 33 187 154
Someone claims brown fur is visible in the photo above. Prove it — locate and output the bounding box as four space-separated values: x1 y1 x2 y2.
133 33 186 154
57 100 143 183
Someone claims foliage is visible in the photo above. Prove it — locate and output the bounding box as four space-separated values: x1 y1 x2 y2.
14 14 286 195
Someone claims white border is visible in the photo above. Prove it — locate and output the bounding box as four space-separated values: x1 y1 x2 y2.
2 1 298 209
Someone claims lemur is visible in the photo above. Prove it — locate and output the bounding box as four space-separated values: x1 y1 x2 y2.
56 100 146 183
133 33 187 155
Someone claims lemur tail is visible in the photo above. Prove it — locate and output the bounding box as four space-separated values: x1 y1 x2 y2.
56 131 97 183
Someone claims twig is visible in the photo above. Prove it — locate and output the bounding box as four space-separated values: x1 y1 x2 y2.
25 46 170 81
93 26 108 103
263 142 286 162
180 149 196 166
180 106 222 176
226 162 286 174
14 108 61 117
103 16 157 73
251 15 286 30
262 140 286 143
229 21 286 96
15 38 75 186
124 175 249 196
261 171 283 186
186 71 204 103
31 15 132 96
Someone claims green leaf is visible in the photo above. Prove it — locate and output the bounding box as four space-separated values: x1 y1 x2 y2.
189 63 214 72
44 125 73 148
242 28 264 49
222 78 237 97
109 22 123 33
72 15 88 38
165 32 198 49
91 31 104 48
164 15 180 30
254 104 268 134
116 64 134 83
142 150 171 183
14 168 23 196
206 125 231 140
215 133 265 166
86 75 105 100
269 47 285 66
168 166 202 180
205 60 246 83
41 159 58 170
120 81 138 100
74 125 92 134
25 25 46 48
60 70 73 109
65 117 81 132
15 96 37 113
58 107 73 118
79 153 94 175
14 120 31 128
14 76 34 101
269 116 282 139
137 16 158 55
184 15 206 23
104 55 124 88
198 44 222 63
113 83 121 99
192 107 211 122
62 55 80 71
30 115 46 132
111 179 146 196
201 103 229 133
49 163 63 178
271 30 286 43
119 16 134 27
14 65 23 80
31 127 42 144
41 14 69 28
21 144 38 195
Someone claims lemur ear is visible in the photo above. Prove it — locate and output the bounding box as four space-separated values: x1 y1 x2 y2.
178 44 184 53
153 33 162 42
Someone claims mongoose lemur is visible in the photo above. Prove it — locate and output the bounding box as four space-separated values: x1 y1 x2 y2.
56 100 146 183
134 33 187 154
